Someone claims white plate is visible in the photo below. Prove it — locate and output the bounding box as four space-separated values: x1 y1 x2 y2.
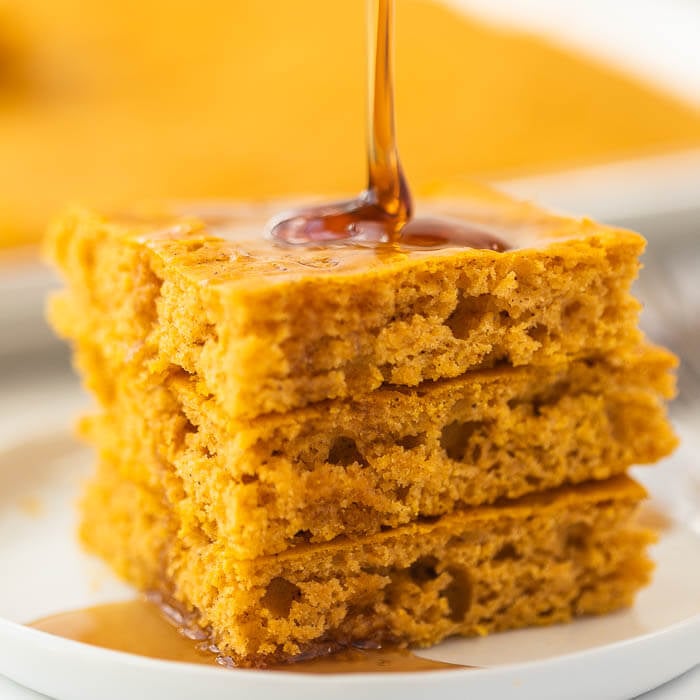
0 374 699 700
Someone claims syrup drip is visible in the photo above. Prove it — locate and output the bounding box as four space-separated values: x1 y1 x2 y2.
268 0 508 252
28 599 473 673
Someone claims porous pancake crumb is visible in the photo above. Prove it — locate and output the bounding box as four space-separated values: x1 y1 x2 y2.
45 184 675 666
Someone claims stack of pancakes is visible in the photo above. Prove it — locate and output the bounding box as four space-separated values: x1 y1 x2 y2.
47 184 676 666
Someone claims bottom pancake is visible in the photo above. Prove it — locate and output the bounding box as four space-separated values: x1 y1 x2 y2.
80 470 653 667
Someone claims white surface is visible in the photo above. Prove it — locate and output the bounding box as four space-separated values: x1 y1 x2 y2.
6 671 698 700
447 0 700 107
5 666 700 700
0 254 61 360
0 372 698 700
498 149 700 223
449 0 700 222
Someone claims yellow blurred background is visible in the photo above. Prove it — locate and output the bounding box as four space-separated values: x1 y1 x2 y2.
3 0 700 248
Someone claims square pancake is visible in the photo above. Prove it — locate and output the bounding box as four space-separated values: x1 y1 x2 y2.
46 183 646 420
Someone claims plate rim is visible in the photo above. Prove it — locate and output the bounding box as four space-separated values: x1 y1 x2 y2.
1 564 699 684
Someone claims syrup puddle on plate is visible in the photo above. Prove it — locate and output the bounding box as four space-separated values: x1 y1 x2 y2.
637 503 674 534
28 599 474 673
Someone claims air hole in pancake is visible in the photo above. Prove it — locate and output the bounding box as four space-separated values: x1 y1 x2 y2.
493 543 519 561
328 436 368 467
261 577 302 618
409 556 439 583
564 522 592 551
445 292 491 340
397 433 426 451
442 567 472 622
440 420 483 461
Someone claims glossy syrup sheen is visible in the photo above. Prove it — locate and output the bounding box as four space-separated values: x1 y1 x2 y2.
28 600 471 673
268 0 508 253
